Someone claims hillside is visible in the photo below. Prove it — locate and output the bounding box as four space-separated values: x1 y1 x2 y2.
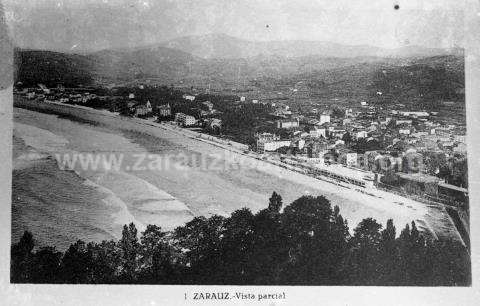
273 55 465 108
13 47 387 87
87 46 198 84
14 49 95 87
13 44 464 109
368 55 465 107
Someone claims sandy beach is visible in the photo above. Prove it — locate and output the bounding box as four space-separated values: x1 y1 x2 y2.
12 98 463 248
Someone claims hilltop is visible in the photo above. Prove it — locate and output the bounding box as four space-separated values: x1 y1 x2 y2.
160 33 459 59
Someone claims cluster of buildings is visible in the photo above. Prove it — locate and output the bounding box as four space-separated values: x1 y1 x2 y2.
251 99 468 206
16 84 100 105
15 83 468 207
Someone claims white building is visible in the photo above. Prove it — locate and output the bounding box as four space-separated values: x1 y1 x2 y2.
356 130 368 139
257 140 291 153
345 108 353 117
319 114 331 125
346 152 358 167
255 133 291 153
400 111 429 118
396 119 413 126
256 132 279 142
296 139 305 150
277 118 300 129
310 128 327 138
175 113 196 126
331 129 346 139
399 129 411 135
240 96 246 102
183 94 196 101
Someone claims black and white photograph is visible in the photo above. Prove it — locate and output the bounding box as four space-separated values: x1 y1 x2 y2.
1 0 480 302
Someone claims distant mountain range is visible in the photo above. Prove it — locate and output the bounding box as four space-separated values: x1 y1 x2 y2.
159 33 462 59
13 33 464 106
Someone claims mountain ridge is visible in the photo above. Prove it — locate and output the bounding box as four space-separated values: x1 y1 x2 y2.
157 33 461 59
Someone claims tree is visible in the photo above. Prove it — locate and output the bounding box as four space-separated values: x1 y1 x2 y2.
9 193 471 286
250 207 286 284
118 223 140 282
219 208 255 284
11 231 35 282
332 106 345 118
280 196 348 285
398 221 429 285
347 218 383 285
268 191 283 213
378 219 402 285
30 247 62 283
88 240 122 283
139 224 178 283
174 215 225 284
342 131 352 144
59 240 93 283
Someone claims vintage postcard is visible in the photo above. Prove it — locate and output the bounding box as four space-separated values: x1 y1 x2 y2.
1 0 479 305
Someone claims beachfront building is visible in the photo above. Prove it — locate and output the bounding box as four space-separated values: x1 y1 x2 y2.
346 152 358 167
175 112 196 126
157 104 172 117
257 140 291 153
378 171 469 207
293 160 375 188
135 101 152 116
256 132 289 153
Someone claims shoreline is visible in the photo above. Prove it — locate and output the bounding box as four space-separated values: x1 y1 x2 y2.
13 97 464 243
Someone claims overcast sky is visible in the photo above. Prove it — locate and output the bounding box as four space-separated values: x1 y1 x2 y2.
3 0 466 52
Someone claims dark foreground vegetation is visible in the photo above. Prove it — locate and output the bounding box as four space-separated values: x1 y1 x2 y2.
11 193 470 285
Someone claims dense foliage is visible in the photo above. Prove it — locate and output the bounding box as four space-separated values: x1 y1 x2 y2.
14 49 94 87
11 193 470 285
369 57 464 108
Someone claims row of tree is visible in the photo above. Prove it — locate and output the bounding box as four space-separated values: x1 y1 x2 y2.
11 192 470 285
